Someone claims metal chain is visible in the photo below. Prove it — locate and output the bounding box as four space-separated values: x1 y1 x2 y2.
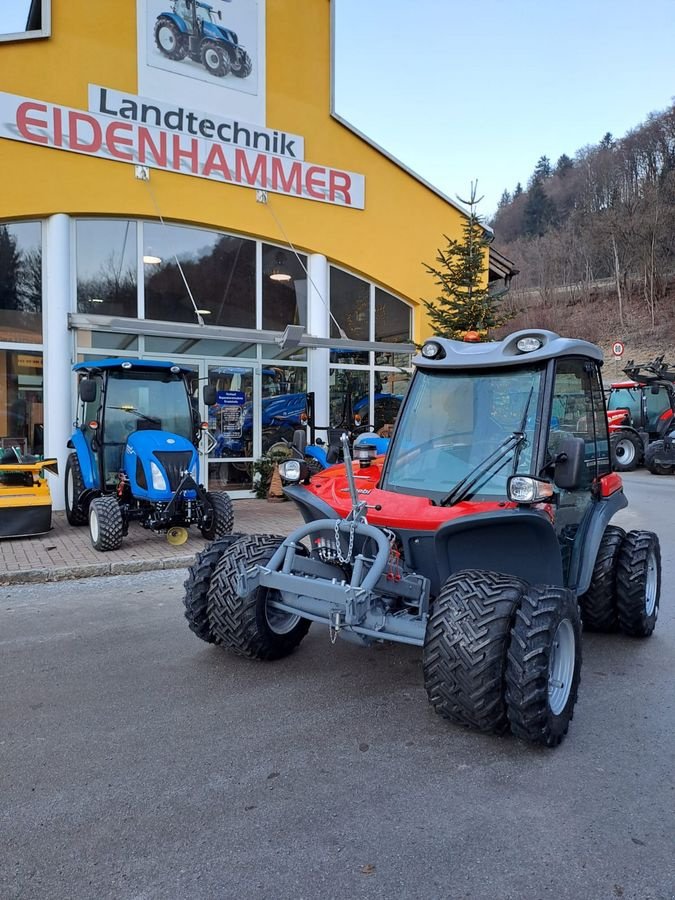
334 518 356 565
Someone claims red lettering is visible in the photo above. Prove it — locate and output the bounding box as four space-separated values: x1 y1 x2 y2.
138 128 167 167
106 121 134 161
270 157 302 195
305 165 327 199
16 101 49 144
53 107 63 147
202 144 232 180
172 134 199 173
234 148 267 187
68 111 102 153
328 170 352 205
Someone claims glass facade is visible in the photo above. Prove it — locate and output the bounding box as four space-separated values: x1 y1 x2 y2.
0 348 43 456
76 220 137 317
0 222 42 343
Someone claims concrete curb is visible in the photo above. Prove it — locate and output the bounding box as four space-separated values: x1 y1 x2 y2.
0 553 198 586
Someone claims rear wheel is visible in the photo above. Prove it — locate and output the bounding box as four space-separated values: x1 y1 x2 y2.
578 525 625 632
183 533 245 643
423 569 526 734
207 534 310 660
506 585 582 747
644 440 674 475
88 495 124 552
201 40 231 77
154 17 187 60
615 531 661 637
200 491 234 540
64 453 88 526
610 430 641 471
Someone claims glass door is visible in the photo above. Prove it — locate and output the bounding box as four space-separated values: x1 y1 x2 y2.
202 361 258 493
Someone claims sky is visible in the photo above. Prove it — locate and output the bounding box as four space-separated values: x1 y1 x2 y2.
333 0 675 216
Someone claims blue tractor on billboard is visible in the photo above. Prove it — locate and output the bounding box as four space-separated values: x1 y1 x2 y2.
154 0 253 79
65 359 234 551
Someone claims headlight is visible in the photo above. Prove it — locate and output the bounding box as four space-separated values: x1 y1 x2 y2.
421 341 443 359
507 475 554 504
516 337 543 353
150 461 168 491
279 459 302 483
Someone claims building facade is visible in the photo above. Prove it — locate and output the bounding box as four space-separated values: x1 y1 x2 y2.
0 0 504 505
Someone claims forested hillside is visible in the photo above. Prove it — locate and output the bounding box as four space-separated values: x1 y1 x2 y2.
490 102 675 362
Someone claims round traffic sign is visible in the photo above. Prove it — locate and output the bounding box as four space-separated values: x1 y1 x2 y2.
612 341 625 357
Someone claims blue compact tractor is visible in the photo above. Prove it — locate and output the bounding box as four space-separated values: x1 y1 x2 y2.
65 359 234 552
154 0 253 79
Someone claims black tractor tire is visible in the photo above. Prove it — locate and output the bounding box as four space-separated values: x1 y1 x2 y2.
231 49 253 78
506 585 582 748
201 40 231 77
422 569 526 734
207 534 311 660
644 440 675 475
200 491 234 541
615 530 661 637
64 452 88 526
578 524 625 632
154 16 188 60
183 533 245 643
610 430 642 472
304 456 324 477
88 495 124 552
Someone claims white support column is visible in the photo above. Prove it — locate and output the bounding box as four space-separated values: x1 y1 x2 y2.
306 253 330 433
43 214 72 509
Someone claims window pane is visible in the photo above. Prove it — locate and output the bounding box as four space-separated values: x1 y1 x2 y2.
76 220 137 317
0 349 43 455
0 0 49 39
329 267 369 365
144 224 255 327
260 343 307 361
261 365 308 449
77 331 139 351
375 288 411 342
262 244 308 330
145 336 256 357
329 368 369 428
0 221 42 343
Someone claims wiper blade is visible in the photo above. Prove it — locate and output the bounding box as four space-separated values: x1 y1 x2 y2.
440 431 525 507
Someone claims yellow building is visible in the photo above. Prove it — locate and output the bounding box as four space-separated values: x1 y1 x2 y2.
0 0 512 505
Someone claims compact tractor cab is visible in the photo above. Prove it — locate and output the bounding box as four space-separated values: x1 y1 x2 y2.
183 331 661 748
606 356 675 473
154 0 253 80
66 359 233 551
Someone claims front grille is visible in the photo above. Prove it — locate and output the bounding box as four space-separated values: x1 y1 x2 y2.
153 450 193 491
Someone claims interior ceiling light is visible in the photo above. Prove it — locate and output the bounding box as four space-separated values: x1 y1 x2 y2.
269 251 292 282
90 297 104 303
143 252 162 265
195 309 211 315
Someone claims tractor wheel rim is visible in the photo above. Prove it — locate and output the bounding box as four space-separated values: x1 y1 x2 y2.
205 48 220 68
90 507 99 542
616 439 635 463
548 619 575 716
66 469 73 507
265 589 301 635
159 27 175 51
645 548 658 616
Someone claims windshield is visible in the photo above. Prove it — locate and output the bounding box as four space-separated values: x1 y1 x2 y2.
607 387 641 419
382 365 544 502
103 370 193 442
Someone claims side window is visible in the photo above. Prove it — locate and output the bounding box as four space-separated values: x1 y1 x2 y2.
645 386 673 429
549 358 609 486
0 1 51 42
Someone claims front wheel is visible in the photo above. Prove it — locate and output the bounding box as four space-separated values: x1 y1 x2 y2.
200 491 234 540
578 525 625 632
610 431 641 471
88 495 124 552
506 585 582 748
183 533 245 643
207 534 310 660
615 531 661 637
201 40 231 77
65 452 88 526
644 440 675 475
231 49 253 78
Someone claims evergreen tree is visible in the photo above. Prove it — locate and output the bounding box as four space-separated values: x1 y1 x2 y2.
497 189 512 208
528 155 552 188
523 179 557 236
422 183 515 339
0 226 21 311
555 153 574 177
513 182 523 198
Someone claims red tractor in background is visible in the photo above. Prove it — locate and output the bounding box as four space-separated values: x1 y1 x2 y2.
606 356 675 473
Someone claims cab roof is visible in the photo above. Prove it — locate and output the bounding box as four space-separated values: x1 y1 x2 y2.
414 329 603 370
72 358 193 375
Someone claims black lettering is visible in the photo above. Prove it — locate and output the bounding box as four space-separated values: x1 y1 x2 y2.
139 103 161 127
280 134 296 158
185 112 199 134
118 98 138 121
200 118 215 138
164 108 184 130
98 87 116 116
252 131 270 152
232 122 251 147
271 132 279 154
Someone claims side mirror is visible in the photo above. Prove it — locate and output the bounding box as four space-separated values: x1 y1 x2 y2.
553 436 586 491
203 385 217 406
79 378 97 404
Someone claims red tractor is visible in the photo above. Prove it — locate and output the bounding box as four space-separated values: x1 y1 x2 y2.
606 356 675 472
183 331 662 748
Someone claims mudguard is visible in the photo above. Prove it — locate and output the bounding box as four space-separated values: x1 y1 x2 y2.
569 490 628 596
68 429 100 490
157 12 189 35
